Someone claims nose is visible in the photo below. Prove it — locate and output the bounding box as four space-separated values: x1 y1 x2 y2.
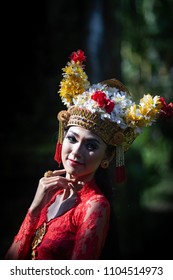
71 142 83 158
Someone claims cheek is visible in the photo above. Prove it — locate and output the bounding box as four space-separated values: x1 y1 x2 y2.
61 141 70 159
83 157 101 175
86 151 104 167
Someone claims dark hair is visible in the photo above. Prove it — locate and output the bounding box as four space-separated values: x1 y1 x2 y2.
94 144 115 200
94 146 121 260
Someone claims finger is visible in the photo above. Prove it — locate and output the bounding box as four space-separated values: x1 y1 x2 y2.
44 169 66 178
52 169 66 175
46 180 71 190
68 182 74 189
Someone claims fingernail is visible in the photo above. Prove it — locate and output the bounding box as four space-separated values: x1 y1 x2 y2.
68 183 74 189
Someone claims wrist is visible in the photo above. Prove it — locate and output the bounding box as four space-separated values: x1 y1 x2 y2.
28 206 40 220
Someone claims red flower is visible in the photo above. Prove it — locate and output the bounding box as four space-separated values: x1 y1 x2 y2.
91 91 107 107
105 99 115 113
159 97 173 118
69 50 86 63
91 90 114 113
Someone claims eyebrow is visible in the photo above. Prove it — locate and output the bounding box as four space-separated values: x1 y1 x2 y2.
68 130 101 144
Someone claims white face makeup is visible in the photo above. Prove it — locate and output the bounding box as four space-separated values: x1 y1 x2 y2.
61 126 107 182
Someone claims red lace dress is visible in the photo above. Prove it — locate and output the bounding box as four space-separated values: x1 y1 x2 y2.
7 180 110 260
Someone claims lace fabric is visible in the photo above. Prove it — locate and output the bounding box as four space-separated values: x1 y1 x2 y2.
6 180 110 260
5 210 39 259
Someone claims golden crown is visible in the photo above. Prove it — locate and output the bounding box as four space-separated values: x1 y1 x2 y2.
54 50 173 182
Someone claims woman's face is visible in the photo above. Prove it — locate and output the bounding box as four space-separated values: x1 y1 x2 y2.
61 126 107 181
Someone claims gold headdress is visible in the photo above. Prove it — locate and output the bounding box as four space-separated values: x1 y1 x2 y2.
54 50 173 183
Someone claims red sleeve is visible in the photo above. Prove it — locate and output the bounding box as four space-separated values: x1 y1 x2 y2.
5 209 39 259
71 196 110 259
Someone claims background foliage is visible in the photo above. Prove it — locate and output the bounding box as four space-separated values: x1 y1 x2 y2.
1 0 173 259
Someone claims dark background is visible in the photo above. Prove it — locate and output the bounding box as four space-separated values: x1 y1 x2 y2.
1 0 173 259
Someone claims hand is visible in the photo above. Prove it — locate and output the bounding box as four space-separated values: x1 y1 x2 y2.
29 169 75 216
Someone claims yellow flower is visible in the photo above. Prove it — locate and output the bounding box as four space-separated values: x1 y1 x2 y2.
126 94 162 128
139 94 162 122
59 61 90 105
126 105 145 127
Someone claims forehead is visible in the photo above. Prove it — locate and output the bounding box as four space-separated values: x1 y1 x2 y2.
68 126 105 143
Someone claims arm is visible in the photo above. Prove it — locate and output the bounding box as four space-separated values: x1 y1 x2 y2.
71 197 110 260
5 209 39 259
5 169 75 259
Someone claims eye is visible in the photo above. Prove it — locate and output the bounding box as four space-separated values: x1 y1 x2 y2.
66 135 77 143
85 142 98 151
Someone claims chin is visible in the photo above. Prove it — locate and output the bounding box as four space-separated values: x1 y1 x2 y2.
65 166 81 176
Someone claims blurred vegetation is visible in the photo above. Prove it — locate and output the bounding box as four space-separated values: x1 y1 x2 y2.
1 0 173 259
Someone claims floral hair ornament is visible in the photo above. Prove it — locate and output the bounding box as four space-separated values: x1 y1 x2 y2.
54 50 173 183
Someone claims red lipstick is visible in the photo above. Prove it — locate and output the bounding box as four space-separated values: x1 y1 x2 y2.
68 159 84 166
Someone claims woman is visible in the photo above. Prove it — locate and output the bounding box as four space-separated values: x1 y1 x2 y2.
5 50 173 260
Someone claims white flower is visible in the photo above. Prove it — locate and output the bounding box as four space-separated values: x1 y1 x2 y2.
72 83 137 128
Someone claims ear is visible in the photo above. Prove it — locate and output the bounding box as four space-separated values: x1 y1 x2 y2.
103 149 115 163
